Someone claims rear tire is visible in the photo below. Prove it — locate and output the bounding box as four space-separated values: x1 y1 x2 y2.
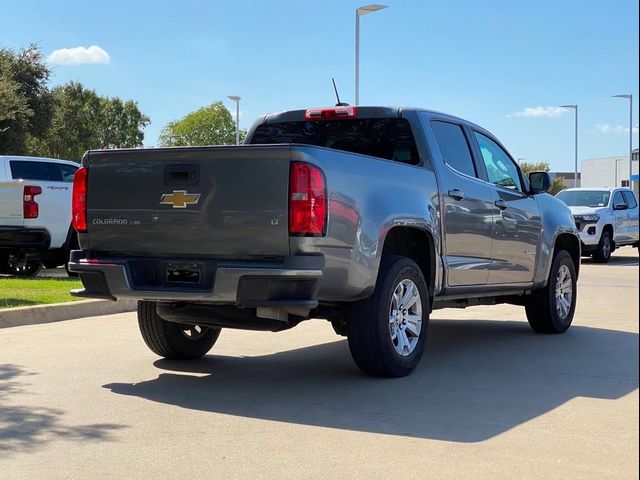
347 256 429 377
6 256 42 277
525 250 577 334
137 301 221 359
592 231 612 263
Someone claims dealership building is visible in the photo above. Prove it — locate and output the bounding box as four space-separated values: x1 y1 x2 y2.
580 148 639 195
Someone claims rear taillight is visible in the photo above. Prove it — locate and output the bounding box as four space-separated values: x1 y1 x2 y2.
289 162 327 236
23 185 42 219
304 106 357 120
72 167 88 232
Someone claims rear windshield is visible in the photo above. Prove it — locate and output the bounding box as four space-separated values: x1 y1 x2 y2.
556 190 610 207
10 161 78 182
250 118 420 165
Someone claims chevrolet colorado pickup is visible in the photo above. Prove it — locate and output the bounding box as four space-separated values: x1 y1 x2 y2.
556 187 639 262
0 155 78 276
68 106 580 377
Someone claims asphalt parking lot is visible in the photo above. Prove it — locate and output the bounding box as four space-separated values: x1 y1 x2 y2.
1 250 638 479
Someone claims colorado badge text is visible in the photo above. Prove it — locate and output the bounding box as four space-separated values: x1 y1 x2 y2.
159 190 201 208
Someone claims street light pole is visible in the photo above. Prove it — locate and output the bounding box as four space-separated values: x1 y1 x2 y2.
560 104 579 187
227 96 241 145
613 94 633 188
355 4 387 106
614 158 625 187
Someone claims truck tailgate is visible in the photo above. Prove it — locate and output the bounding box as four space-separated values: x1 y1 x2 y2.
85 145 291 258
0 181 24 227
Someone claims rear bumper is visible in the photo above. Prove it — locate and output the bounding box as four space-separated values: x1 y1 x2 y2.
67 251 323 312
0 227 50 252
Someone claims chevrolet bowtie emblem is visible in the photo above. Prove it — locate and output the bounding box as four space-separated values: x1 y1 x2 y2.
159 190 201 208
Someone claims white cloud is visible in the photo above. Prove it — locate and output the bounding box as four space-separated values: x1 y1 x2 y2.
595 123 639 134
508 106 568 118
47 45 110 66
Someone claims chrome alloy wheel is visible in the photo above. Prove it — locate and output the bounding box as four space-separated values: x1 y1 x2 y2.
554 264 573 319
389 279 422 356
181 325 208 340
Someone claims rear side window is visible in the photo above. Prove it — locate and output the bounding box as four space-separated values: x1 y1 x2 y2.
251 118 420 165
622 191 638 208
10 161 77 182
430 121 476 178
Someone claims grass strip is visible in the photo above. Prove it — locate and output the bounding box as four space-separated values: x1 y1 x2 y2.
0 277 84 309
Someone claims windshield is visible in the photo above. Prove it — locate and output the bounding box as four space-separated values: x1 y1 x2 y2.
556 190 610 207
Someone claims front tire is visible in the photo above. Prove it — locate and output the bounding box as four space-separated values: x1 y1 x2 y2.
138 301 221 359
593 231 612 263
525 250 577 334
347 256 429 377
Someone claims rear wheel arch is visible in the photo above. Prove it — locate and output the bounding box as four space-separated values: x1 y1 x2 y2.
380 226 436 309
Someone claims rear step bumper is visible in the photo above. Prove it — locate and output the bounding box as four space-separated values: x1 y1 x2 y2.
0 227 50 251
68 251 323 316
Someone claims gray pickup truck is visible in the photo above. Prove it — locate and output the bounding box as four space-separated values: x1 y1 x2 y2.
69 106 580 377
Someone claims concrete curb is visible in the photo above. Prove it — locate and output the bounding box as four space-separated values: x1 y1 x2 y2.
0 299 137 328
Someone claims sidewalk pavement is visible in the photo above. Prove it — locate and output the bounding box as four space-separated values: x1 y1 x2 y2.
0 299 137 328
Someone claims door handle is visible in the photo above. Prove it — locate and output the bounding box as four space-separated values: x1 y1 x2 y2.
494 199 508 210
448 189 465 201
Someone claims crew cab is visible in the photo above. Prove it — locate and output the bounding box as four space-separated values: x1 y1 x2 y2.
68 106 580 377
556 187 639 262
0 156 78 276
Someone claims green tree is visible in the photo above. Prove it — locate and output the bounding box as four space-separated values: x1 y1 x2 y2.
0 77 31 125
519 161 567 195
159 101 245 147
30 82 150 162
0 45 53 154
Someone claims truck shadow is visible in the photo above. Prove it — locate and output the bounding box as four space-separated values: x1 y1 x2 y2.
103 320 638 443
0 364 125 455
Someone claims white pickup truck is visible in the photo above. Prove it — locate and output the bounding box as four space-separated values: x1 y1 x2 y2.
0 155 78 276
556 187 640 263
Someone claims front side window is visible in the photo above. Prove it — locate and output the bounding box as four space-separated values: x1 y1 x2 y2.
473 132 522 192
430 121 476 178
622 191 638 209
612 191 627 208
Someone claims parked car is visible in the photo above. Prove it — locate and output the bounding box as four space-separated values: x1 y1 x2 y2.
0 155 79 276
68 106 580 377
556 187 639 262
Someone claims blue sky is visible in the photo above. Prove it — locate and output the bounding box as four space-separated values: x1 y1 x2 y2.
3 0 638 171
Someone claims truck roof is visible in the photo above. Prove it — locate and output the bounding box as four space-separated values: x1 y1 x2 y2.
261 106 487 131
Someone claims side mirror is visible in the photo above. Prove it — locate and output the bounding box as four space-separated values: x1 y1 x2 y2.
529 171 551 194
613 203 628 211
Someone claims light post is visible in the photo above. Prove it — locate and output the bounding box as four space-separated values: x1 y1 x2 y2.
355 4 387 106
227 96 241 145
612 94 633 188
614 157 625 187
559 104 579 187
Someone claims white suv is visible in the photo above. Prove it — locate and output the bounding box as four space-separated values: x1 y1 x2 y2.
0 155 78 276
556 188 640 263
